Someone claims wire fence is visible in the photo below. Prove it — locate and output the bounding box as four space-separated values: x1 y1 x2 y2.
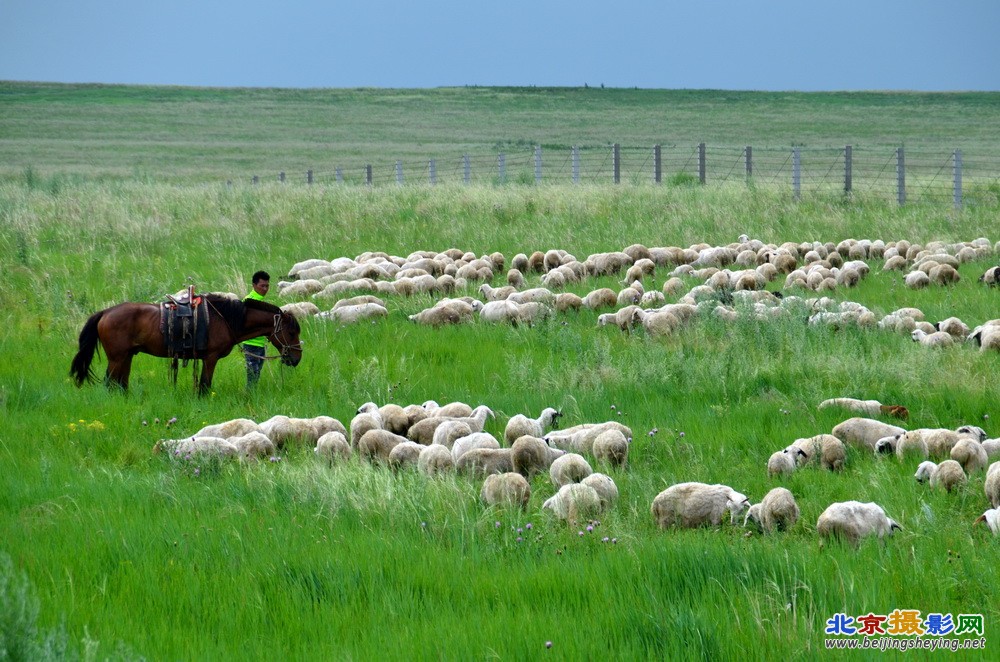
239 144 1000 208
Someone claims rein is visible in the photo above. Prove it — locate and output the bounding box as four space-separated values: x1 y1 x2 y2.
205 299 301 361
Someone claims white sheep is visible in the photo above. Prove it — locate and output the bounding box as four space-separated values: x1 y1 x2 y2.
456 448 514 477
321 302 388 324
280 301 321 319
975 508 1000 535
983 439 1000 459
986 462 1000 508
787 434 846 471
192 418 261 439
581 473 619 510
592 429 629 468
831 418 906 453
417 444 454 476
357 402 409 436
315 431 351 464
549 453 594 488
451 432 501 463
767 449 800 477
510 435 567 478
545 422 633 455
481 473 531 510
503 407 562 446
911 329 954 347
816 501 901 547
542 483 603 524
914 460 966 492
350 410 383 447
357 429 408 464
818 398 909 420
451 405 495 433
227 431 276 459
431 420 474 449
651 482 750 529
153 436 238 458
744 487 799 533
951 438 989 474
874 432 928 461
424 400 475 418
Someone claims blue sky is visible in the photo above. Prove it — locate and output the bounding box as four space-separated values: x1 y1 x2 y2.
1 0 998 90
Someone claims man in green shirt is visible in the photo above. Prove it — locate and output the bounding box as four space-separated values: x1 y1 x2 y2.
243 270 270 387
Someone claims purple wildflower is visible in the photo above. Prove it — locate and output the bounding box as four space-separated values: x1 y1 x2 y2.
525 523 533 530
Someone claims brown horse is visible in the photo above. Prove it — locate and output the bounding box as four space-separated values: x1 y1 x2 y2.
70 295 302 394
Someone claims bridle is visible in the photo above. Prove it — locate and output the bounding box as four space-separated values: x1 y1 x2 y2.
270 313 303 361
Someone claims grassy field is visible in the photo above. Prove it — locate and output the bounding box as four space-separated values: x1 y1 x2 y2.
1 84 999 659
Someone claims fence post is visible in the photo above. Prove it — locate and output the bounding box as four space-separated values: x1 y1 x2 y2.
572 146 580 184
429 159 437 185
279 171 285 183
613 143 621 184
792 147 801 201
534 146 542 184
896 147 905 206
844 145 852 196
252 175 259 185
365 165 372 187
745 146 753 180
498 153 505 184
335 167 343 183
953 149 962 210
698 143 706 184
307 169 313 185
654 144 662 184
396 160 404 185
463 155 471 184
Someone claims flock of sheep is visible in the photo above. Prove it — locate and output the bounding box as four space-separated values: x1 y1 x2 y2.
154 393 1000 545
272 235 1000 355
160 234 1000 544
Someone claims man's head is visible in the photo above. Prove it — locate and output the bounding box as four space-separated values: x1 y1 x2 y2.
252 270 271 297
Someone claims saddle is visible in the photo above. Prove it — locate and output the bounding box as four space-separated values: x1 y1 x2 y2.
160 286 210 359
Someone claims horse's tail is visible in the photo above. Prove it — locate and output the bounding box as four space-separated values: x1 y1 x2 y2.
70 310 104 386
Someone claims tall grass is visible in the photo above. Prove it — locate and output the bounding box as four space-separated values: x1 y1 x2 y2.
1 179 998 658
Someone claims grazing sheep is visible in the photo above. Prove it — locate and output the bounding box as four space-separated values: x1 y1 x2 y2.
350 410 383 447
980 266 1000 286
480 473 531 509
451 432 502 463
450 405 495 434
936 317 970 339
281 301 321 319
904 271 930 289
651 482 751 529
767 449 800 477
986 462 1000 508
975 509 1000 535
914 460 966 492
424 400 475 418
479 283 516 301
227 431 276 459
832 417 906 453
417 444 454 476
456 447 514 477
358 402 409 436
957 425 988 442
315 431 351 464
818 398 909 420
408 300 477 326
951 438 989 474
592 429 629 468
323 302 388 324
744 487 799 533
332 295 385 310
259 415 340 448
911 329 955 347
432 420 474 449
555 292 584 312
816 501 901 547
549 453 594 488
357 429 408 464
875 431 929 461
929 263 960 285
154 436 238 458
581 473 619 510
387 441 425 471
193 418 261 439
504 407 562 446
545 422 633 455
542 483 603 524
788 434 846 471
507 268 525 289
510 435 567 478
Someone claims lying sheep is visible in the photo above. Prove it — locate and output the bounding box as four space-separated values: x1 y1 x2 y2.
315 431 351 464
744 487 799 533
914 460 966 492
456 447 513 477
818 398 909 420
832 418 906 453
581 473 619 510
816 501 901 547
651 482 750 529
417 444 454 476
357 429 407 464
511 435 566 478
549 453 594 488
986 462 1000 508
481 473 531 509
504 407 562 446
951 438 989 474
542 483 603 524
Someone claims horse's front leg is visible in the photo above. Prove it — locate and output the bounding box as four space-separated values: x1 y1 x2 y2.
197 356 219 397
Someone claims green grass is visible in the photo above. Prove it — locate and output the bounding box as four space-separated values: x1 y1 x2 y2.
2 85 1000 658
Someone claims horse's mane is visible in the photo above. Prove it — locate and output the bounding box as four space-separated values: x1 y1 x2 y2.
205 295 298 335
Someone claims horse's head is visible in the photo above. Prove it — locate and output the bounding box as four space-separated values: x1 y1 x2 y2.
272 312 303 367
